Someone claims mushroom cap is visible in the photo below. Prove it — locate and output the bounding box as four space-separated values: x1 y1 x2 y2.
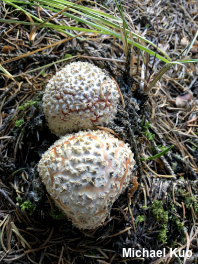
43 61 120 137
38 130 135 229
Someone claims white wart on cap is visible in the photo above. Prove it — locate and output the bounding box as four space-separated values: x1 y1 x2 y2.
43 61 120 137
38 130 135 229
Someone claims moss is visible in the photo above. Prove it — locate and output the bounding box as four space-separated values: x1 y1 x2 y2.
189 138 198 150
168 199 185 244
20 200 36 215
149 146 155 152
135 215 145 225
18 99 41 111
141 121 155 141
142 121 151 130
16 196 23 204
158 224 168 244
172 163 177 171
151 200 168 223
185 196 198 215
50 209 65 220
157 145 167 151
176 188 189 197
174 190 198 217
151 200 168 244
14 98 42 129
145 132 155 141
169 215 183 231
15 119 25 127
87 249 97 256
169 240 176 248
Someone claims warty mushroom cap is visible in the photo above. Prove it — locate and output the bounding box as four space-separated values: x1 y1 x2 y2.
43 61 120 137
38 130 136 229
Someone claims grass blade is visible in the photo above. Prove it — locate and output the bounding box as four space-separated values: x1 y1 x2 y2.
0 19 101 33
184 30 198 56
3 0 172 62
0 64 13 78
147 63 172 91
141 145 174 161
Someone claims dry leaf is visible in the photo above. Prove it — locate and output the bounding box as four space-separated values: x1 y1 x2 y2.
2 45 15 53
28 31 37 42
175 93 192 108
128 176 139 197
155 158 164 170
26 13 37 42
180 37 189 46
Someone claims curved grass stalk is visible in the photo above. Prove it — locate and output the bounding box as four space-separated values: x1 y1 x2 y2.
0 19 102 34
0 64 13 78
3 0 171 61
0 16 171 64
1 0 197 81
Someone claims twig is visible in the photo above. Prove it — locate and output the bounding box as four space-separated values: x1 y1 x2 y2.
0 110 15 134
124 121 143 202
0 53 58 59
0 189 20 211
181 202 186 221
108 227 131 237
96 126 122 140
128 202 136 233
143 161 175 178
0 83 16 103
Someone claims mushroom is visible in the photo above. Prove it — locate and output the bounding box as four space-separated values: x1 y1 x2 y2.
43 61 120 137
38 130 136 229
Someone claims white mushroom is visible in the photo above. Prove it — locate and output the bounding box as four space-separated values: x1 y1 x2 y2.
38 130 136 229
43 61 120 137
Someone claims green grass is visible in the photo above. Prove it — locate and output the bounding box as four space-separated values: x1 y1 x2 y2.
142 145 174 161
141 121 174 160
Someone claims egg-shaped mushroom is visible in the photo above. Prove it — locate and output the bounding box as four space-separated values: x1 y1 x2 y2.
43 61 120 137
38 130 136 229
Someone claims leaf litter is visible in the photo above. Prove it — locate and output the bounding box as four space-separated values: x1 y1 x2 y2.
0 0 198 264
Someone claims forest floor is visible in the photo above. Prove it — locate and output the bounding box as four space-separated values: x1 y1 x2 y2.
0 0 198 264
